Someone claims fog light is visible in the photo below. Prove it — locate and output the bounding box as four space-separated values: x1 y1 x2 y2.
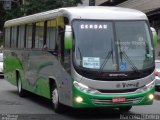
148 94 154 100
75 96 83 103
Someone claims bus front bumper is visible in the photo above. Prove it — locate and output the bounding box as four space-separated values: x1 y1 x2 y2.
72 83 155 108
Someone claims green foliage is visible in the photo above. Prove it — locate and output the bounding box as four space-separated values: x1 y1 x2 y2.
1 0 82 21
0 3 6 21
23 0 82 15
0 0 81 47
0 1 23 21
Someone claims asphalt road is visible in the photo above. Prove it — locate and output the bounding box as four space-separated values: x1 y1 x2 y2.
0 79 160 120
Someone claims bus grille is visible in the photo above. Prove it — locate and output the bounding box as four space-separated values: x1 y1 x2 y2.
92 97 142 105
97 88 138 93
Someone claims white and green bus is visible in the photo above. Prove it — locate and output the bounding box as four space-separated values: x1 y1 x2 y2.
4 6 157 112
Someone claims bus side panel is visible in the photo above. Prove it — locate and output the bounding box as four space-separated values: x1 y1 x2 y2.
21 50 73 106
23 50 54 98
4 49 73 107
4 50 25 86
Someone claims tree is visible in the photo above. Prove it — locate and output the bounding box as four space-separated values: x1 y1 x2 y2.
5 1 23 20
0 0 23 21
23 0 82 15
1 0 82 21
0 2 5 21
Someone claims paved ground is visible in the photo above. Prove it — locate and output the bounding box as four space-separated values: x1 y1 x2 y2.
0 79 160 120
155 92 160 100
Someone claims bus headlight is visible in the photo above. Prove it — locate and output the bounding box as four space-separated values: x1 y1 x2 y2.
136 80 155 93
148 94 154 100
73 81 101 94
75 96 83 103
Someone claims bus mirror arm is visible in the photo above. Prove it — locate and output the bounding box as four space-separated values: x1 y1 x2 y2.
150 27 158 47
64 25 73 50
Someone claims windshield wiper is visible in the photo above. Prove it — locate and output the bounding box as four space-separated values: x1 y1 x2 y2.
120 51 139 73
98 39 114 73
98 50 113 73
117 39 139 73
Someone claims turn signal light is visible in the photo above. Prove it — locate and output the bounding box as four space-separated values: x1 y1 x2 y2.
154 70 158 76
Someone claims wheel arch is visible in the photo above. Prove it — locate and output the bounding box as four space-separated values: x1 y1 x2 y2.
15 69 20 85
49 77 57 99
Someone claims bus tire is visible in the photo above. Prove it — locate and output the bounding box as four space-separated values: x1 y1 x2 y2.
51 85 63 113
119 106 132 112
17 76 25 97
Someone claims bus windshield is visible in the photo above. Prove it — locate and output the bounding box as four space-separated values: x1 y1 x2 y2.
72 20 154 72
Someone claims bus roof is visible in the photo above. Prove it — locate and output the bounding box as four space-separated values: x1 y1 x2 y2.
59 6 148 22
4 6 148 27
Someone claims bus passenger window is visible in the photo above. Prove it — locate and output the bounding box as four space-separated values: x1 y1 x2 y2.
35 22 44 49
18 25 25 48
11 26 17 48
5 28 10 48
46 20 57 49
26 24 32 48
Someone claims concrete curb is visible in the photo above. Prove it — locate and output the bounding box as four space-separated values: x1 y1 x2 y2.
155 92 160 101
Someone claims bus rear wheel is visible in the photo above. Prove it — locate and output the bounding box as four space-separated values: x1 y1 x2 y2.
118 106 132 112
51 85 63 113
17 77 25 97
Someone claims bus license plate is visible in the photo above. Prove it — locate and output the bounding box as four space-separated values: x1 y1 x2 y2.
112 97 126 103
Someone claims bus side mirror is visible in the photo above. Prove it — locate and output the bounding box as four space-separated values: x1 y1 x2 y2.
64 25 73 50
150 27 158 47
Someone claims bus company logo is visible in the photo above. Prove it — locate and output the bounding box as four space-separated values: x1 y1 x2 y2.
109 74 128 77
116 83 121 88
122 82 139 88
80 24 108 30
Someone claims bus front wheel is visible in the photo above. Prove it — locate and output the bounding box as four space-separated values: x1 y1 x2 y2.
17 77 25 97
51 85 63 113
